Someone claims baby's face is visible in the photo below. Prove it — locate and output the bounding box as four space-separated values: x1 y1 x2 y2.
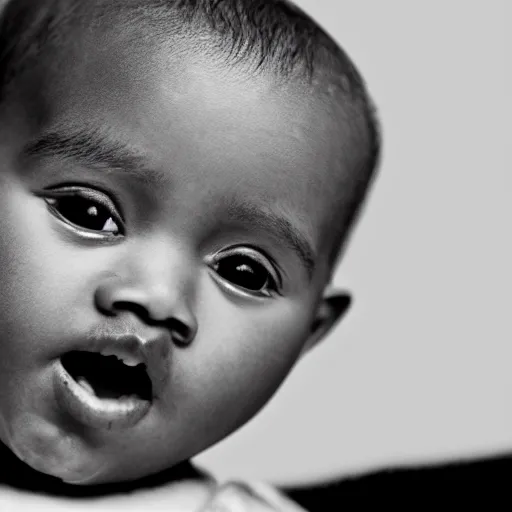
0 34 352 484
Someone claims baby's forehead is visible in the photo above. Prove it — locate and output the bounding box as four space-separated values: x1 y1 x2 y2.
40 36 352 174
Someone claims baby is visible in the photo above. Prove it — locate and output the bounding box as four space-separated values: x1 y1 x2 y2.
0 0 380 509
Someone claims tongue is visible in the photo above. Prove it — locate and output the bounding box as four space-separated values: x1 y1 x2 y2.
77 375 124 399
77 377 96 396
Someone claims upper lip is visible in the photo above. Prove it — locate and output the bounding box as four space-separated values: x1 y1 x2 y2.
66 330 172 398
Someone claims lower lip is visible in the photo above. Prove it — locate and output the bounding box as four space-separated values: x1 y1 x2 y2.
54 360 151 430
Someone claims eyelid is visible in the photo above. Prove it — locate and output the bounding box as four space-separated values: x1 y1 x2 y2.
40 184 125 238
210 245 282 290
42 184 125 222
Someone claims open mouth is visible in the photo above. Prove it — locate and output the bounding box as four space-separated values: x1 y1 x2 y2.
61 351 152 402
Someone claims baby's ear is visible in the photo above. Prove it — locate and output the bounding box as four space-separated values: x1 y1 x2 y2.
300 292 351 357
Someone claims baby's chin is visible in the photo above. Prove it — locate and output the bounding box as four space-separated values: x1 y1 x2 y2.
5 412 110 485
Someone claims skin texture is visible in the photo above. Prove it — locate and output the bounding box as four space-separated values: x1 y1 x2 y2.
0 26 354 488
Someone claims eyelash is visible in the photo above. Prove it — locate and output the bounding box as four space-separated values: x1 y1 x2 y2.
41 185 125 238
210 247 280 297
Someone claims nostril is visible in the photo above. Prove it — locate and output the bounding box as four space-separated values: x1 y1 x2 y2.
169 318 194 347
97 295 195 346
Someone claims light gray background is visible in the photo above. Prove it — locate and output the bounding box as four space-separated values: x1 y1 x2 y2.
196 0 510 484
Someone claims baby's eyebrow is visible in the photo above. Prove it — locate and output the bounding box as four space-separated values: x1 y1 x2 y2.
21 127 169 186
226 201 316 280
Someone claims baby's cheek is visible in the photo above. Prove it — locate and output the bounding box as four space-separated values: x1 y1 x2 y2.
256 303 313 358
174 301 312 430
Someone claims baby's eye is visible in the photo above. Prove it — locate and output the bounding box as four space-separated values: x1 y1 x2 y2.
43 186 124 237
212 250 279 296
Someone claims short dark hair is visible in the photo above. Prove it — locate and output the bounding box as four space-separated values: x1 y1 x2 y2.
0 0 381 257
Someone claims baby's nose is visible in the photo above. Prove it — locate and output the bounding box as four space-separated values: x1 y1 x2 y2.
94 240 198 347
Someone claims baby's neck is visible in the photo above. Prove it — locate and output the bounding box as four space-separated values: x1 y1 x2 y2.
0 442 209 499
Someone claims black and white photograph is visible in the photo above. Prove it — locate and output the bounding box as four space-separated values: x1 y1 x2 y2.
0 0 507 510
